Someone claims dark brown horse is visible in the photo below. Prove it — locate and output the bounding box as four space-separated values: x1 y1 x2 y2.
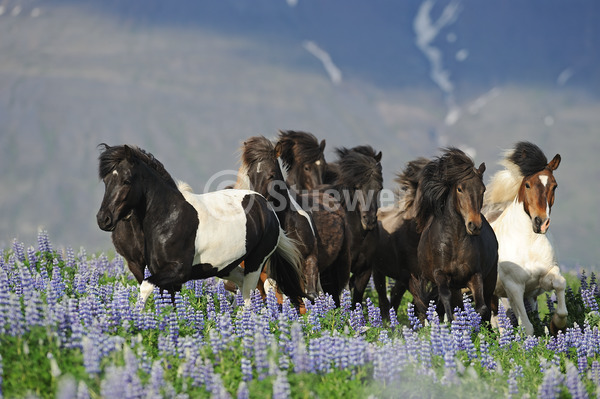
412 148 498 323
361 157 428 319
325 146 384 306
235 136 320 300
276 130 327 191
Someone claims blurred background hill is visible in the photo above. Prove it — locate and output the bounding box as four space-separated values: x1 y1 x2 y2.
0 0 598 269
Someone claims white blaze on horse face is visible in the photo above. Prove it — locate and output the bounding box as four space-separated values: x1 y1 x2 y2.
112 170 118 176
538 175 551 217
315 160 321 166
256 162 262 173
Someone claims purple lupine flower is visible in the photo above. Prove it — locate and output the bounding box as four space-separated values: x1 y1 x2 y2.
478 335 496 371
281 297 299 322
497 304 514 348
306 299 322 333
462 294 482 332
82 336 101 376
388 307 399 331
349 303 366 334
419 337 432 371
37 230 53 254
12 239 26 262
145 360 165 398
236 381 249 399
24 290 43 329
290 322 309 373
0 354 3 398
581 285 599 312
426 300 439 326
537 365 563 398
26 247 37 268
254 329 268 381
240 357 252 382
251 288 263 313
365 298 382 328
234 288 244 308
378 330 392 346
523 335 539 351
266 288 279 321
407 302 422 331
273 371 291 399
590 360 600 387
209 373 230 399
580 270 588 291
340 289 352 314
218 311 234 348
566 362 588 399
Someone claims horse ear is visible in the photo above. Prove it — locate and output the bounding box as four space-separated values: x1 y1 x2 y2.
375 151 382 163
124 145 135 161
547 154 561 171
478 162 486 175
319 139 326 152
274 141 283 158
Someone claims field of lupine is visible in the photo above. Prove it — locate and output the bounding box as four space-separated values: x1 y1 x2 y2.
2 232 600 398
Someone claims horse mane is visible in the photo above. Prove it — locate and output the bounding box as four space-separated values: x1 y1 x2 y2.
394 157 429 211
484 141 549 206
97 143 178 189
332 146 383 191
240 136 276 169
415 148 481 231
276 130 324 168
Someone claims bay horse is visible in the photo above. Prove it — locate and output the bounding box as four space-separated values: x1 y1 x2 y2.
363 157 428 319
276 130 327 191
482 141 565 335
413 148 498 323
96 144 305 306
326 146 384 306
235 136 320 300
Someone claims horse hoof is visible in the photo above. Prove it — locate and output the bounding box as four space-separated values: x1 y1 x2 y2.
549 316 567 336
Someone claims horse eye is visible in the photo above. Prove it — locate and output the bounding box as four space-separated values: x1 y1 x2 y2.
123 179 132 185
457 187 463 193
304 165 310 171
525 183 531 189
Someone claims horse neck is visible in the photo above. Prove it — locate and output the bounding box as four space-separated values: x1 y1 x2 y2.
138 166 185 223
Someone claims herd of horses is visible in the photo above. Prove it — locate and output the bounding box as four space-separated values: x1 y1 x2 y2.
96 131 566 335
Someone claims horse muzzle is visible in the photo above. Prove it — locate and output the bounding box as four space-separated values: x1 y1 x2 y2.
96 210 116 231
466 220 482 236
533 216 550 234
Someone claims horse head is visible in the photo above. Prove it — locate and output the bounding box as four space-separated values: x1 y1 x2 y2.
518 153 560 234
96 144 144 231
454 162 486 236
276 130 327 191
335 146 383 231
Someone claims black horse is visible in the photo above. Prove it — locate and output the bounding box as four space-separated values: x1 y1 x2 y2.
412 148 498 323
96 144 305 305
360 157 428 319
324 146 384 306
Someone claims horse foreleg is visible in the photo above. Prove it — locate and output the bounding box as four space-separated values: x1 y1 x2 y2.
542 266 567 334
241 269 263 307
467 274 491 322
303 255 320 301
372 269 390 319
434 274 454 323
503 280 534 335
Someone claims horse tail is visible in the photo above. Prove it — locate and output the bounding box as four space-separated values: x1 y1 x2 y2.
265 228 305 305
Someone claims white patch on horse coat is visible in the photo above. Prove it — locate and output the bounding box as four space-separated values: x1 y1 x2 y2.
179 188 254 268
491 198 566 335
315 160 321 166
256 161 262 173
277 157 289 182
539 175 549 187
112 170 118 176
139 280 155 306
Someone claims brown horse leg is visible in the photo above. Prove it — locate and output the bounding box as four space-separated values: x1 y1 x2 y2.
352 266 373 308
467 273 491 323
434 274 454 323
303 254 320 301
372 269 390 319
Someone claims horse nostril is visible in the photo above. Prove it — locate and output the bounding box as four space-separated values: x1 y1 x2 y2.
534 216 542 228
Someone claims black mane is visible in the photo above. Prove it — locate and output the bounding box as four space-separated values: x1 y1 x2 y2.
277 130 324 167
416 148 481 226
241 136 276 168
334 146 383 190
394 157 429 209
507 141 549 177
97 144 177 189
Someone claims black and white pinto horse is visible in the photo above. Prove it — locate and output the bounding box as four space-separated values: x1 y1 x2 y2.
96 144 305 306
